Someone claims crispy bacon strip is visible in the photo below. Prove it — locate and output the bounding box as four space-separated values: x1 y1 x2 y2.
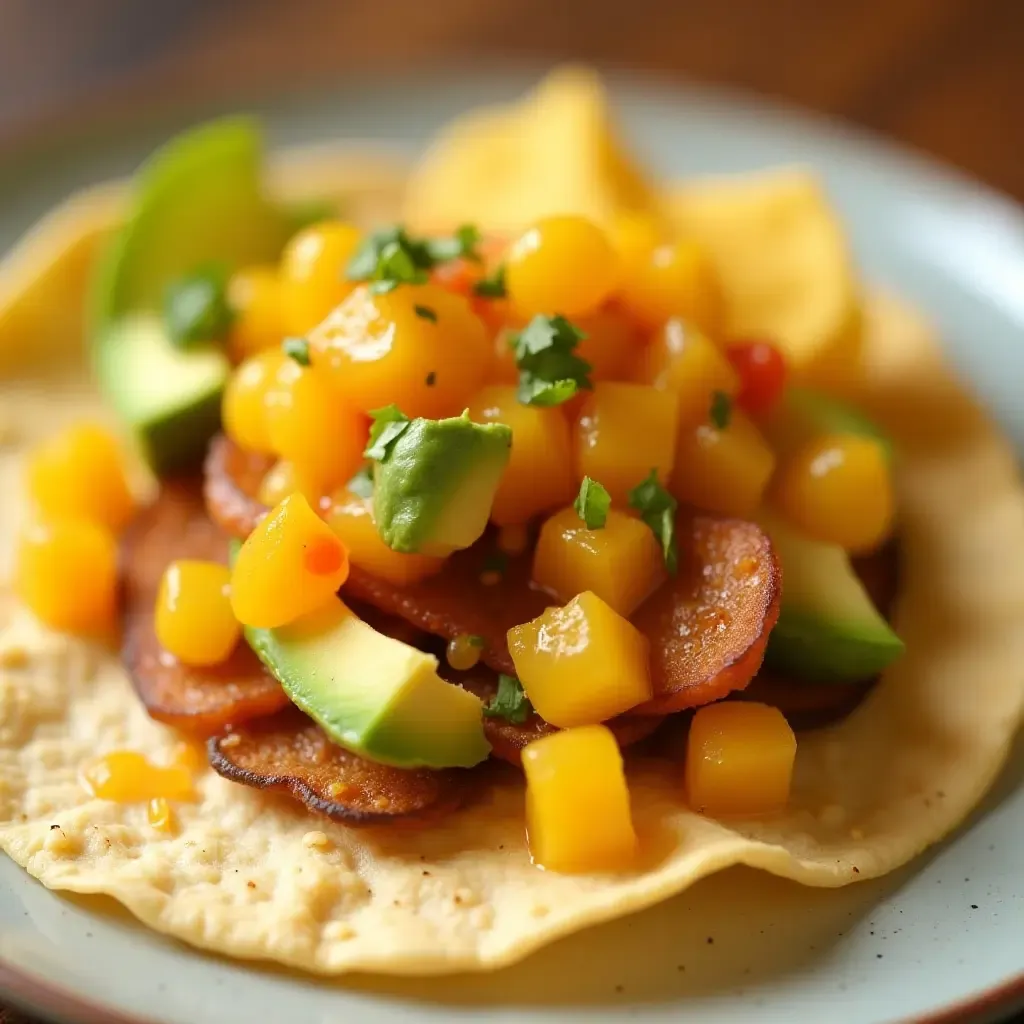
121 483 290 734
204 435 780 708
208 708 467 825
454 670 664 766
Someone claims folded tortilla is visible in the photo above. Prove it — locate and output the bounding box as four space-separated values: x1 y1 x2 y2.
0 144 1022 977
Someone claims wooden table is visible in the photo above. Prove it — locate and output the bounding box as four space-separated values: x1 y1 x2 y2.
0 1 1021 1022
1 0 1022 201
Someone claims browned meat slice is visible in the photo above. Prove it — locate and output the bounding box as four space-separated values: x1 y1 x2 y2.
208 708 467 824
454 670 664 766
121 483 290 734
203 433 272 538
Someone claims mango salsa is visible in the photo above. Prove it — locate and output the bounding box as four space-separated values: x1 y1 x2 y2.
670 408 775 517
522 725 638 872
466 386 576 525
508 591 652 727
533 506 666 616
230 493 350 628
685 701 796 816
575 382 679 506
325 487 444 586
155 560 240 667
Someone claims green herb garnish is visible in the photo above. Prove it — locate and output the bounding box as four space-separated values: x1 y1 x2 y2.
414 304 437 322
472 264 507 299
574 476 611 529
283 337 311 366
628 470 679 574
710 390 733 430
163 264 233 348
484 675 532 724
424 224 482 264
508 314 593 407
347 465 374 499
364 405 411 461
466 634 486 648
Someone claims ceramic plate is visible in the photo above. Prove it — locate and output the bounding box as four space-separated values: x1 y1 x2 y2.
1 68 1022 1024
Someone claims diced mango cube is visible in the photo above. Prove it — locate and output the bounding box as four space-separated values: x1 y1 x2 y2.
466 386 576 525
522 724 638 872
508 591 651 728
325 488 444 586
575 382 679 505
230 493 349 628
634 319 739 427
533 506 666 616
26 423 134 533
16 518 118 635
670 409 775 516
685 701 797 816
155 560 240 667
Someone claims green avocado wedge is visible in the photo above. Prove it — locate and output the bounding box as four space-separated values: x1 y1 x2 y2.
762 511 904 682
91 118 294 474
243 600 490 771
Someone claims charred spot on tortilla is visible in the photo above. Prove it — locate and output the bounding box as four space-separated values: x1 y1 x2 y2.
121 484 289 733
208 708 466 825
454 669 664 766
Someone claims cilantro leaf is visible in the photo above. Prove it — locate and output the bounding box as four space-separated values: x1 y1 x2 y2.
282 337 311 366
573 476 611 529
425 224 482 264
483 675 533 724
509 314 593 407
364 405 411 461
367 240 429 294
347 465 374 499
346 225 430 281
710 390 733 430
472 264 506 299
414 304 437 322
628 470 679 574
163 263 233 349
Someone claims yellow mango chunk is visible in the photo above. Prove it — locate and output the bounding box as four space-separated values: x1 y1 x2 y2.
26 422 135 533
662 168 862 387
634 319 739 426
155 560 240 667
670 409 775 516
82 751 195 804
16 518 118 635
685 701 796 816
403 66 657 233
575 382 679 506
523 724 638 872
508 591 651 728
466 386 576 525
230 493 350 629
324 487 444 586
533 506 666 617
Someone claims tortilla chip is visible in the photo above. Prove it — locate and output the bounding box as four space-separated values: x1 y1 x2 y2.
402 66 657 233
662 168 862 386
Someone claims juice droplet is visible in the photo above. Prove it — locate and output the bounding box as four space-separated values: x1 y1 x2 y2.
82 751 195 803
447 634 484 671
305 536 343 576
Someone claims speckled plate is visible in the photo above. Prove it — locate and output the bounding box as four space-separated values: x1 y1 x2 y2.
0 68 1022 1024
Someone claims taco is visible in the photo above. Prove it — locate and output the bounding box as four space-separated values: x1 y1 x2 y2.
0 69 1022 977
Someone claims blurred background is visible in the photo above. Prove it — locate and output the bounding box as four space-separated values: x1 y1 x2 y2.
0 0 1021 200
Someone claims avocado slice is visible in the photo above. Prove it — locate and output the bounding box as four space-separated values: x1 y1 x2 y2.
372 412 512 556
91 118 293 474
245 600 491 770
763 512 904 682
766 387 893 462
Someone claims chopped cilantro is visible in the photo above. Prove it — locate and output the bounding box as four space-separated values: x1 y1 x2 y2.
466 634 486 648
347 465 374 499
414 304 437 322
163 264 233 348
367 240 429 294
710 390 733 430
282 337 311 366
364 405 411 462
574 476 611 529
472 264 507 299
628 470 679 574
346 226 428 281
424 224 482 264
509 314 593 407
484 675 532 724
